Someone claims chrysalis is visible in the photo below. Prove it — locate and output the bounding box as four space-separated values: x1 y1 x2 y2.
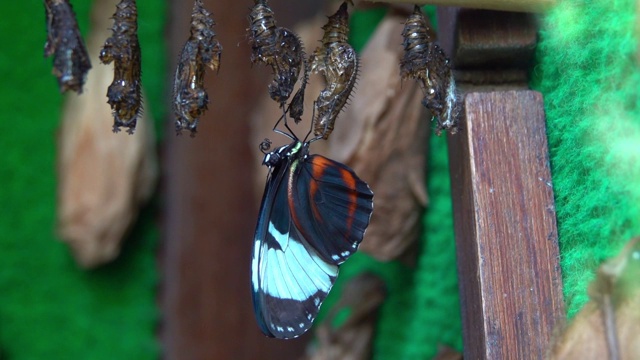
247 0 307 117
173 0 222 136
44 0 92 93
100 0 142 134
309 2 358 140
284 38 308 123
400 5 459 135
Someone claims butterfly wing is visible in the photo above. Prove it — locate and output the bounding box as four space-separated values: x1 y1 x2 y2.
251 157 339 339
290 155 374 265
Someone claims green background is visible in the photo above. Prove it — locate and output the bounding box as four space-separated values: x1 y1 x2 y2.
0 1 165 358
1 0 639 358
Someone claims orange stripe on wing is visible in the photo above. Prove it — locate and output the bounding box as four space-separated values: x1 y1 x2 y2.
338 167 358 235
309 157 329 222
288 157 326 235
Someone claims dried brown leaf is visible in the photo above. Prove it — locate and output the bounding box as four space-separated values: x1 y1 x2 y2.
56 0 158 268
549 237 640 360
304 273 386 360
432 346 463 360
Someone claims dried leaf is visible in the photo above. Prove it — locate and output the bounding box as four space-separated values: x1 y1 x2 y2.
432 346 463 360
549 237 640 360
57 0 158 268
327 14 429 262
305 273 386 360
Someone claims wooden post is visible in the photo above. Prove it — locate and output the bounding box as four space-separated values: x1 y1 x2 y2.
449 91 564 358
374 0 556 13
440 8 565 359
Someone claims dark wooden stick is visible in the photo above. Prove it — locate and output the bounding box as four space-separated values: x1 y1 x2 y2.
370 0 555 13
448 90 565 359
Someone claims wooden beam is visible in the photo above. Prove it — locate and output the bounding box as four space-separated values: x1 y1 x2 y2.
448 90 565 358
371 0 555 13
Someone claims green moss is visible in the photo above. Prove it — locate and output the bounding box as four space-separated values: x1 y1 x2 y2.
0 0 165 358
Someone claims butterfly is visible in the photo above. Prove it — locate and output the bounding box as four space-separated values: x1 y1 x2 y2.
251 123 374 339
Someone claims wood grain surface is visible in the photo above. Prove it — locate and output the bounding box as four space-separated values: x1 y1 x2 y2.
448 90 565 359
373 0 555 13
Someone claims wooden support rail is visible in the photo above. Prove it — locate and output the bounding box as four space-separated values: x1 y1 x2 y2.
373 0 555 13
449 90 565 358
440 8 565 359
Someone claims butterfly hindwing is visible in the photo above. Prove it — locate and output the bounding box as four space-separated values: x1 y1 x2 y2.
251 152 339 339
290 154 374 265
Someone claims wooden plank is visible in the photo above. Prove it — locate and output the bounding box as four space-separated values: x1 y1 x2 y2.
376 0 555 13
454 9 537 69
448 90 565 359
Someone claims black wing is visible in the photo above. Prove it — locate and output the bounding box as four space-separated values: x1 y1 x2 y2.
251 158 338 339
290 155 374 265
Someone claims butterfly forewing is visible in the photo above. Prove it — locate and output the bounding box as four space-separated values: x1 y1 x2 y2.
252 146 339 339
290 155 374 265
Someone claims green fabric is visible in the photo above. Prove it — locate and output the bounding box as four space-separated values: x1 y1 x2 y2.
531 0 640 317
0 0 165 358
400 134 462 358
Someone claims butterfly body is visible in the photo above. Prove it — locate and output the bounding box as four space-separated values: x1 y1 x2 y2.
252 140 373 339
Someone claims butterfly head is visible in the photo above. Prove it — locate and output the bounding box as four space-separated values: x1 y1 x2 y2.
261 140 309 168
